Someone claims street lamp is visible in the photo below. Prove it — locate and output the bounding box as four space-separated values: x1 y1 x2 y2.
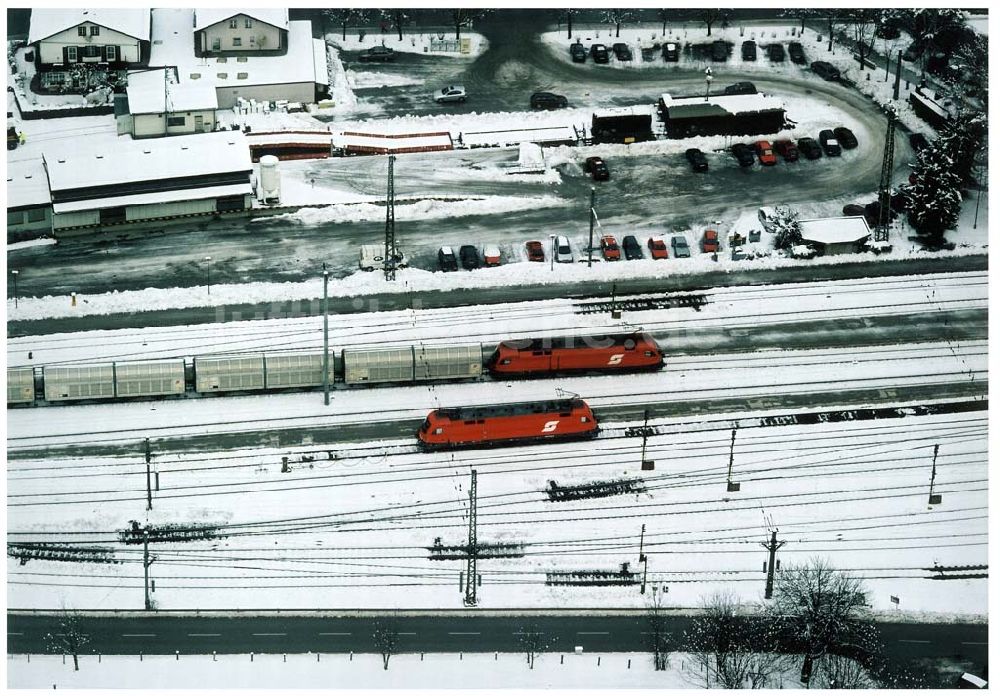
10 269 19 309
549 234 556 271
204 256 212 295
704 67 713 101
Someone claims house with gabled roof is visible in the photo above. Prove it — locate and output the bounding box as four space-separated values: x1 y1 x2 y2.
123 67 219 139
194 9 289 57
28 8 151 69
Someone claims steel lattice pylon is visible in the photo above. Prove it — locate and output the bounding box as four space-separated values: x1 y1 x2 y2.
383 154 397 281
874 107 897 243
464 469 478 607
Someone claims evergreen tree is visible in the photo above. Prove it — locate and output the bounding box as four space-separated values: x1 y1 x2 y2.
936 110 987 182
903 145 963 238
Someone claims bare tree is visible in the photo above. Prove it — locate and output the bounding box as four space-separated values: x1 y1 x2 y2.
372 620 399 670
691 9 729 37
43 609 90 672
601 9 637 38
557 9 582 40
451 9 492 41
323 9 375 42
517 624 548 669
817 654 877 688
779 9 825 34
379 10 410 42
646 586 672 671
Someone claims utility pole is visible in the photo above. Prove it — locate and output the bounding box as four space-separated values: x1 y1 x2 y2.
640 408 654 470
322 264 330 406
464 469 478 607
892 51 902 98
587 186 596 268
726 427 740 492
874 106 897 244
145 438 152 511
204 256 212 295
383 154 397 281
10 269 18 308
761 529 786 599
611 282 620 319
927 444 941 505
143 529 152 610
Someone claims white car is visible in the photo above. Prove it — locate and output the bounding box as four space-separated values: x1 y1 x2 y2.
554 235 573 263
433 85 467 104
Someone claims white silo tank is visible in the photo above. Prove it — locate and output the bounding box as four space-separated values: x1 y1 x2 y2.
259 155 281 204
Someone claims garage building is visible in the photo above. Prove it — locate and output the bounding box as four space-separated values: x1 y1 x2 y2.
658 93 787 138
799 216 871 255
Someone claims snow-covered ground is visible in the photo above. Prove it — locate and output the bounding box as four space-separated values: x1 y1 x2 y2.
329 29 488 58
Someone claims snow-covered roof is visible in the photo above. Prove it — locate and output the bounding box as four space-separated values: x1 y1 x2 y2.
659 92 785 118
799 216 871 245
439 245 453 255
332 130 453 154
592 105 655 119
193 9 288 32
6 158 51 209
45 131 252 193
126 69 218 115
29 8 151 44
150 10 325 91
52 183 251 213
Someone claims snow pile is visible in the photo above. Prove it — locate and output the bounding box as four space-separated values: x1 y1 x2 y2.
329 30 488 58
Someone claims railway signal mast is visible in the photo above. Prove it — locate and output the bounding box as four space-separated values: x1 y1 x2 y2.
384 154 397 281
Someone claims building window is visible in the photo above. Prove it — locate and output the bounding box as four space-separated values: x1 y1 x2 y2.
216 57 227 63
167 116 186 127
90 25 100 36
217 72 227 79
83 45 101 59
105 45 116 62
232 37 242 47
237 72 248 79
27 208 46 223
99 207 127 225
7 210 24 226
229 18 237 28
212 37 221 51
189 72 201 79
237 56 247 62
245 17 252 28
66 46 78 62
78 26 87 36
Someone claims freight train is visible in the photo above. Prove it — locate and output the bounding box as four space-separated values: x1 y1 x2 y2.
7 332 662 407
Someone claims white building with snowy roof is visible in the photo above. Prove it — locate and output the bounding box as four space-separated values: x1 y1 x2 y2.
42 131 254 232
799 216 871 255
124 68 219 139
193 9 289 57
657 92 786 139
28 8 151 68
7 159 53 235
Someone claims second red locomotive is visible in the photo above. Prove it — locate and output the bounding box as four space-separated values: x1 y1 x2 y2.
418 398 598 449
487 332 663 378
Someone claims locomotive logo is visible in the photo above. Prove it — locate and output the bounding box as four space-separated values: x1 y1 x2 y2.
607 354 624 366
541 420 560 433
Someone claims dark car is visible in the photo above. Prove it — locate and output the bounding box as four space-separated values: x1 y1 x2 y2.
459 245 480 270
788 41 806 64
591 43 609 64
774 139 799 162
584 156 610 181
641 46 655 62
723 81 757 96
612 43 633 61
767 43 786 62
570 43 587 63
622 235 643 260
711 40 729 62
358 45 396 62
811 60 841 81
797 136 823 160
530 91 568 110
437 246 458 271
833 126 858 149
909 132 930 152
741 40 757 61
685 147 709 172
662 42 679 62
842 203 867 219
731 142 755 167
818 129 842 156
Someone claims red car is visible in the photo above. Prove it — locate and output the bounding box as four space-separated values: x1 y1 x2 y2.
702 229 720 253
755 140 778 166
526 240 544 262
647 237 669 259
774 139 799 162
417 399 598 450
488 332 664 378
600 235 621 260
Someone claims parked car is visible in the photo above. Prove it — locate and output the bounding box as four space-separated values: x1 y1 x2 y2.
811 61 841 81
647 236 669 259
554 235 573 263
459 244 480 269
482 244 501 267
612 43 633 61
662 42 679 62
797 136 823 160
622 235 643 260
788 41 806 64
685 147 709 172
767 43 786 62
640 46 656 62
741 40 757 61
358 45 396 62
818 129 842 156
7 126 18 151
774 139 799 162
600 235 622 261
909 132 930 152
723 81 756 96
438 246 458 271
434 85 467 103
671 236 691 258
755 140 778 166
525 240 545 262
711 40 729 62
842 203 867 218
570 42 588 63
530 91 568 110
584 156 610 181
731 142 755 167
702 229 720 253
591 43 609 64
833 126 858 149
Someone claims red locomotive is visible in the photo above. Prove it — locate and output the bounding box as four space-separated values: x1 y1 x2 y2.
487 332 663 377
417 398 598 449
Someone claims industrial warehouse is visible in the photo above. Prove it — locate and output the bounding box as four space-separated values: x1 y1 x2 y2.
657 92 788 138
